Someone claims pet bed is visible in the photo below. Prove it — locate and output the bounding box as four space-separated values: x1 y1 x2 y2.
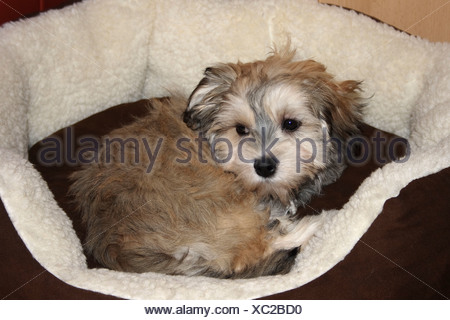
0 0 449 299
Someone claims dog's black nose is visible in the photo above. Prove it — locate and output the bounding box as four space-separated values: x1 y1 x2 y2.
254 157 277 178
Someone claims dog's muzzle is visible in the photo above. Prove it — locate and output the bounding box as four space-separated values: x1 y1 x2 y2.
254 157 277 178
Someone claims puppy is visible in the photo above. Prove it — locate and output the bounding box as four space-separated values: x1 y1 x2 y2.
70 49 364 278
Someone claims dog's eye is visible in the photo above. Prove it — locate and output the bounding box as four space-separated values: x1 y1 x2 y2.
282 119 301 132
235 124 250 136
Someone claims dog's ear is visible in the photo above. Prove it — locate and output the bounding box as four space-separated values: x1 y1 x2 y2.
322 79 365 140
304 66 365 140
183 64 238 132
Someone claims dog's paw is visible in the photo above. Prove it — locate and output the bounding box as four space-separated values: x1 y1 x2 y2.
271 214 324 251
285 200 298 217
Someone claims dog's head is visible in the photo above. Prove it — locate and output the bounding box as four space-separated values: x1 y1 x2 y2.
184 49 364 204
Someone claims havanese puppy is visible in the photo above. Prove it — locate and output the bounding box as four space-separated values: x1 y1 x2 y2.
70 48 364 279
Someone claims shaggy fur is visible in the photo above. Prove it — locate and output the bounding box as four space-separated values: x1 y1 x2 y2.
70 50 364 278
